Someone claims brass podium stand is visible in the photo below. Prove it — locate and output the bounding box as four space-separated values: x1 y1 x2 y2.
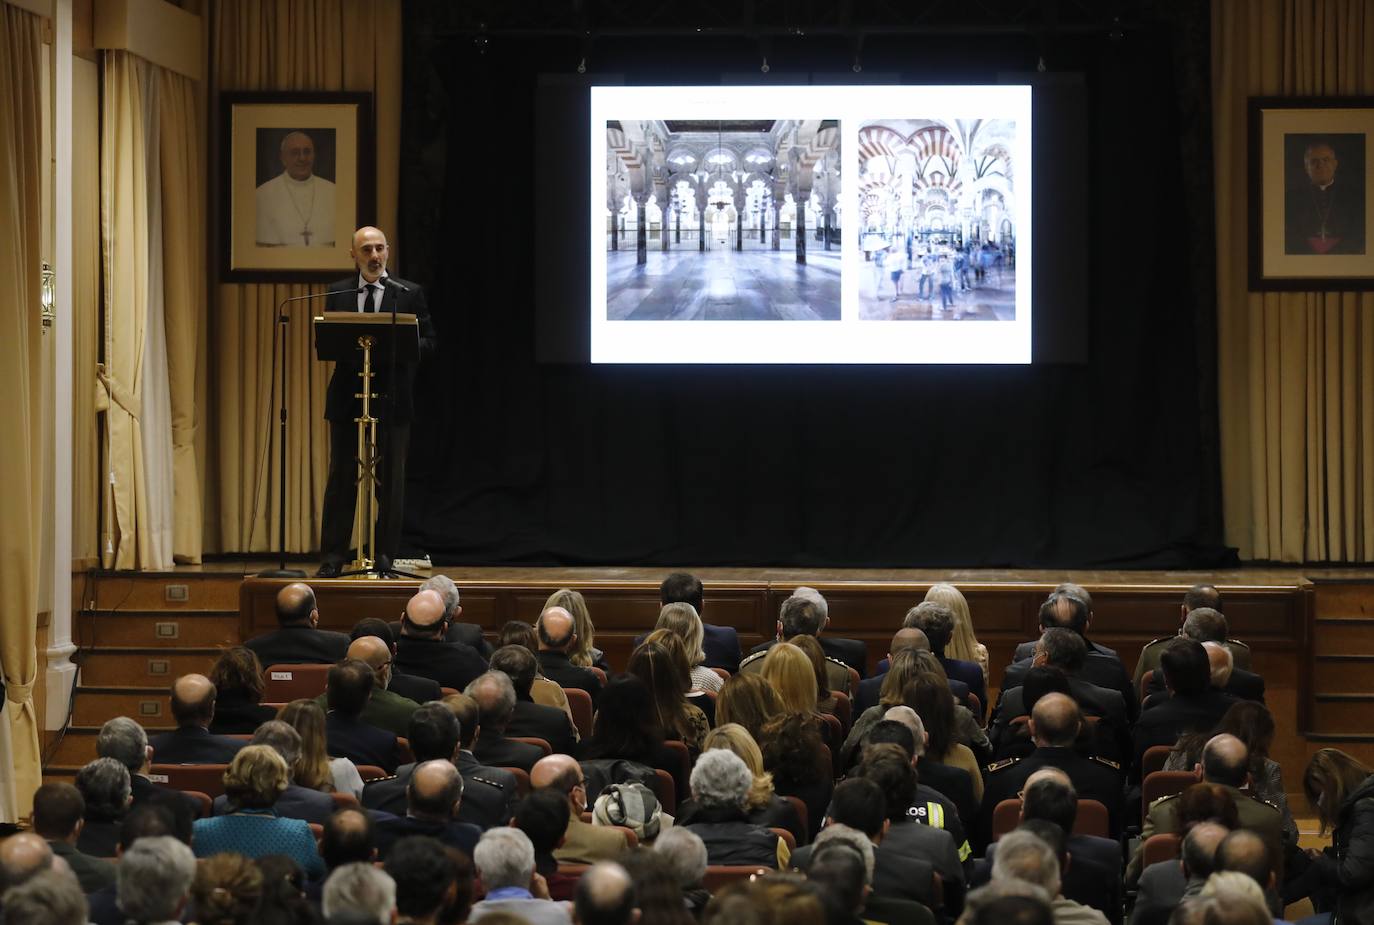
314 311 420 577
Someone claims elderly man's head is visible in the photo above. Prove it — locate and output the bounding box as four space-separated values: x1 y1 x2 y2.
248 720 303 774
1020 768 1078 834
463 671 516 734
402 589 447 638
274 582 318 626
1 869 88 925
1201 733 1250 788
574 861 637 925
653 827 708 890
0 833 56 890
991 828 1062 898
419 574 462 620
1182 821 1232 881
117 836 197 925
473 827 537 892
1305 141 1339 187
1183 608 1229 644
278 131 317 181
1203 641 1234 689
1037 590 1091 636
780 592 827 639
537 606 576 651
888 627 930 660
1029 692 1081 749
97 717 150 775
407 760 464 821
689 748 753 813
531 754 587 813
903 602 955 655
169 674 217 728
347 634 393 688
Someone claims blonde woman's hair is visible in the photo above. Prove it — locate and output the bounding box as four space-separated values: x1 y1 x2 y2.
760 643 818 715
703 723 775 811
715 674 784 742
924 583 982 666
544 588 596 667
657 602 706 666
222 745 289 810
276 699 333 791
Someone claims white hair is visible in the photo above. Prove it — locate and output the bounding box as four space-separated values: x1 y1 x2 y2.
1 869 88 925
117 836 196 924
792 586 828 620
96 717 148 772
420 575 461 616
653 826 708 888
689 748 753 810
1201 870 1268 907
881 705 927 758
812 824 875 884
322 863 396 924
474 826 536 890
1202 641 1235 688
991 829 1062 897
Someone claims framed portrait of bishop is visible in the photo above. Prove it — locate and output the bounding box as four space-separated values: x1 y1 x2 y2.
220 92 374 282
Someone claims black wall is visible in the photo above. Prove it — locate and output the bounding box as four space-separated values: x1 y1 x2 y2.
396 5 1232 569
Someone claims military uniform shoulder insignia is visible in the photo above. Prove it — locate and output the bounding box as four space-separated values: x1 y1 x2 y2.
739 651 766 668
986 758 1019 773
1144 636 1171 646
471 776 505 790
1090 756 1121 771
824 655 849 668
363 775 397 785
1148 792 1179 809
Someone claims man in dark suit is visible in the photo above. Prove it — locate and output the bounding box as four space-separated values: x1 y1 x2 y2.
745 588 868 678
466 670 544 772
416 574 493 657
31 783 115 894
1009 584 1121 664
535 606 602 702
244 582 350 667
1131 639 1239 779
316 635 420 737
1130 822 1229 925
394 589 488 693
905 601 986 719
978 694 1125 850
972 817 1121 925
211 720 335 824
149 675 246 764
349 617 442 704
315 225 436 578
489 645 577 755
364 702 464 817
443 692 520 829
994 629 1131 765
1142 639 1265 706
96 717 200 823
323 658 402 772
660 571 742 672
373 760 482 859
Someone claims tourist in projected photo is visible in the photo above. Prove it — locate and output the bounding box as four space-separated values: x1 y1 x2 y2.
604 119 842 321
856 118 1020 321
1284 134 1366 256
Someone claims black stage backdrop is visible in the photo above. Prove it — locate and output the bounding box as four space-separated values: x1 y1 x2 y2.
395 3 1231 569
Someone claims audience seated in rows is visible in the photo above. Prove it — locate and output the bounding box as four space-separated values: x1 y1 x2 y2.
394 588 488 692
907 600 989 722
742 587 867 681
440 691 521 829
546 586 613 672
497 619 579 717
150 673 246 765
244 582 349 668
1142 629 1265 706
315 634 421 737
1130 641 1240 779
30 782 114 893
490 643 579 755
350 616 443 703
466 669 543 772
627 630 711 750
655 572 743 673
72 758 130 859
96 716 200 823
532 753 632 865
210 719 334 823
372 759 480 859
679 749 789 870
537 604 604 703
1133 584 1252 683
657 602 726 693
867 713 974 860
322 657 403 772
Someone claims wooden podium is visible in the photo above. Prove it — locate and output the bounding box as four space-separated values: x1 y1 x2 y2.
313 311 420 576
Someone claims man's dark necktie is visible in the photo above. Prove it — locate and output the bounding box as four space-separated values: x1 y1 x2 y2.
364 283 379 313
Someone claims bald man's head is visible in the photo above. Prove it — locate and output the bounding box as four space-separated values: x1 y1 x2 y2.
275 582 317 627
0 833 55 890
1203 641 1234 689
1024 766 1072 792
1215 829 1274 890
531 754 585 811
170 674 216 728
537 607 576 651
1201 734 1250 788
1182 821 1230 881
575 861 637 925
347 635 392 687
1029 692 1081 748
890 627 930 657
407 760 463 821
403 589 448 637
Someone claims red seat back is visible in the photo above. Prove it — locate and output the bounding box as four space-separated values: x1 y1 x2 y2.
262 664 331 702
149 764 229 798
563 687 593 740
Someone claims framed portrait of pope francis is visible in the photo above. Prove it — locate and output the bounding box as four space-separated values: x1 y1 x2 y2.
220 92 374 281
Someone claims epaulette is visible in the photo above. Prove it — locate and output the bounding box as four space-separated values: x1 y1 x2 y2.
471 775 505 790
1143 636 1172 647
823 655 849 669
985 758 1019 773
738 651 767 669
363 775 397 785
1227 638 1251 648
1148 792 1180 810
1090 756 1121 771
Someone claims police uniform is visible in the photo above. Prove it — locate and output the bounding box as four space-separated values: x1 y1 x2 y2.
1132 636 1252 684
975 746 1125 852
907 782 973 864
739 647 854 695
1125 783 1281 885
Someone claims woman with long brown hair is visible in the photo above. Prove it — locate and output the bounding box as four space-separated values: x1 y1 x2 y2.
627 630 710 751
1295 748 1374 923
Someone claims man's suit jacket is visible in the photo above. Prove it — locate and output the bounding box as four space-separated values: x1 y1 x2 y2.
1127 782 1282 885
315 687 419 737
473 733 543 773
506 698 577 756
456 750 519 829
244 624 350 667
536 650 602 701
1133 636 1252 684
880 820 965 910
373 815 481 859
749 636 868 677
976 746 1125 850
388 619 492 659
1143 666 1266 705
941 656 987 719
48 839 115 893
1130 862 1200 925
918 760 979 840
361 762 417 817
213 783 336 825
553 815 630 864
390 671 442 705
150 726 246 764
1003 650 1138 723
325 711 401 772
791 841 941 911
989 677 1131 765
974 840 1122 924
323 275 435 422
394 634 488 693
1130 689 1240 778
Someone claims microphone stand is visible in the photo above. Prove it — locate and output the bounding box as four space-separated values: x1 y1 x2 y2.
257 285 363 579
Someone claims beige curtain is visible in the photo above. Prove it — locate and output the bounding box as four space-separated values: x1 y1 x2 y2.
73 57 101 566
1214 0 1374 561
0 1 45 821
206 0 402 554
99 52 205 569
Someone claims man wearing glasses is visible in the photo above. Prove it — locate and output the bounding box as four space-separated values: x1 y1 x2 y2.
531 754 631 864
313 635 420 736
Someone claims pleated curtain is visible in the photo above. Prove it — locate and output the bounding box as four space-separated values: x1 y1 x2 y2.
206 0 401 554
0 0 46 822
1214 0 1374 561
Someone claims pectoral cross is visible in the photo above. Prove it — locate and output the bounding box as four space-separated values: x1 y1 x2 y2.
301 228 313 246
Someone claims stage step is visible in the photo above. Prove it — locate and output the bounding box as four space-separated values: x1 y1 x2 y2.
88 573 243 612
77 649 222 687
75 611 241 648
45 724 172 767
71 687 172 727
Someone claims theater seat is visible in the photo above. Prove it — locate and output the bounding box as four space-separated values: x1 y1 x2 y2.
262 664 331 701
509 736 552 757
991 798 1112 840
1141 744 1173 779
651 768 677 815
563 687 593 740
1141 832 1182 867
356 765 387 782
501 767 531 798
181 790 212 819
149 764 229 798
1142 770 1197 816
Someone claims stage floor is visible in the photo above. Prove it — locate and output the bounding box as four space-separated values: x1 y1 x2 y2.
131 558 1374 586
